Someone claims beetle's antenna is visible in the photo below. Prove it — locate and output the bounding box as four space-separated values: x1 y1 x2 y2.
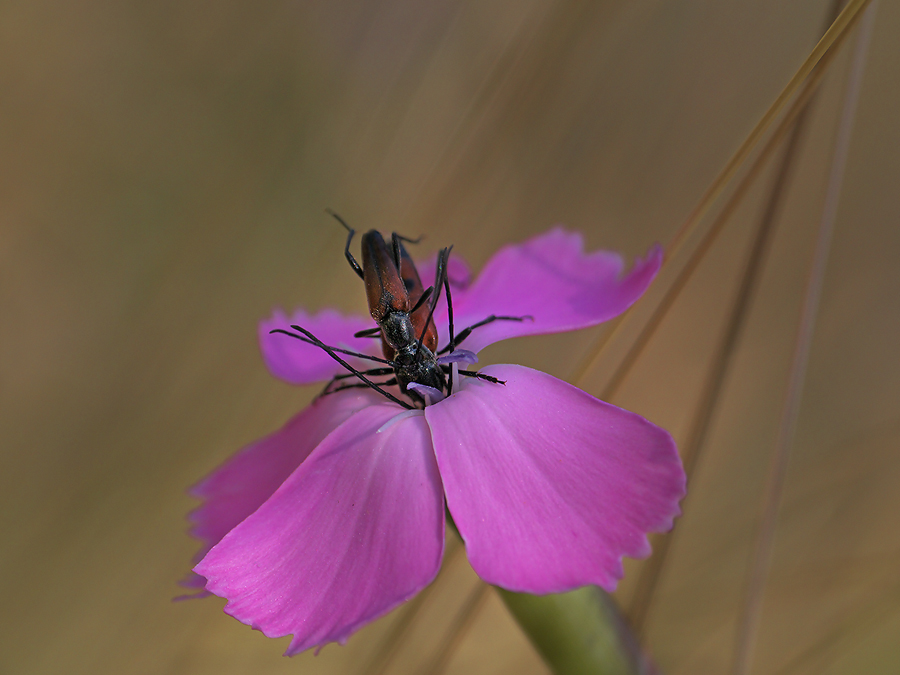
269 328 395 365
321 378 399 397
325 366 395 385
278 325 414 409
441 367 505 385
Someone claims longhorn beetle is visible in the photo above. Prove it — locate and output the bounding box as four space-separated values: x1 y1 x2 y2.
271 213 530 408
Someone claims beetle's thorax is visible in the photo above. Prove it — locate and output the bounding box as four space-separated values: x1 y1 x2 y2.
379 311 416 352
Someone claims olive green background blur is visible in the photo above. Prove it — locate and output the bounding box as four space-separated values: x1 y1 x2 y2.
2 1 898 673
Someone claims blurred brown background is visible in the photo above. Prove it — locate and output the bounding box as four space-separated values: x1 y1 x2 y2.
2 1 898 673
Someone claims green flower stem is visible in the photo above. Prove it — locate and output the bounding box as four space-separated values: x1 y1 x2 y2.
446 513 652 674
498 586 653 675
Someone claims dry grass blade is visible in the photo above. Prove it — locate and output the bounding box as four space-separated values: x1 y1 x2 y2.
362 540 465 675
628 92 815 637
571 0 867 391
770 547 900 675
362 591 434 675
573 36 835 397
662 0 872 264
626 0 847 634
731 4 879 673
776 587 900 675
419 583 491 675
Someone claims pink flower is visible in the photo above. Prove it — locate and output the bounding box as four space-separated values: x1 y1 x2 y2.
184 227 685 655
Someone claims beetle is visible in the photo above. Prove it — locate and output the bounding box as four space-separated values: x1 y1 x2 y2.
343 225 447 403
271 213 528 409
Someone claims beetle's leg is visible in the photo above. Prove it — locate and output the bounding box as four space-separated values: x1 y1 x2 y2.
281 325 412 409
393 232 423 245
443 254 456 352
438 315 534 354
415 247 449 356
353 326 382 338
326 209 364 280
440 253 458 394
409 286 434 313
391 232 425 289
344 231 364 279
390 232 403 270
390 232 424 269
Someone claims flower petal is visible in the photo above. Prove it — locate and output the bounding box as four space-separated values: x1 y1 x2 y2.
417 251 472 291
194 403 445 655
425 364 684 594
259 308 380 385
406 382 446 405
434 228 662 353
185 390 381 588
437 349 478 366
